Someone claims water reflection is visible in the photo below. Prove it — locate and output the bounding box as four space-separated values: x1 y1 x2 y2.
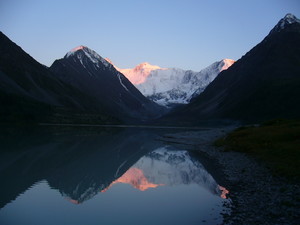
0 127 160 206
103 147 226 198
102 167 164 192
0 127 229 225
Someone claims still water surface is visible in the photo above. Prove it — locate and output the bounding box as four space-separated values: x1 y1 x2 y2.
0 127 230 225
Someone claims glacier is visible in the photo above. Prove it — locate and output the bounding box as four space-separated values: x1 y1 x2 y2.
65 47 234 107
112 59 235 107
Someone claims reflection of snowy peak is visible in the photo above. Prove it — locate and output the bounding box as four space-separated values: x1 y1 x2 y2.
134 147 221 195
62 182 105 204
60 146 226 203
114 60 234 106
101 147 226 197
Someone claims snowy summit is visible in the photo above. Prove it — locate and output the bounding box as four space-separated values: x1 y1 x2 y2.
112 62 165 85
113 59 235 107
65 45 111 67
64 46 235 107
270 13 300 34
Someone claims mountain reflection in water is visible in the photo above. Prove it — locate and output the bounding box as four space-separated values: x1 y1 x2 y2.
102 167 163 192
0 127 230 225
102 147 226 197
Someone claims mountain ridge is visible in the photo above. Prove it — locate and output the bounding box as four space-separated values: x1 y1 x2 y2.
168 13 300 123
0 32 120 124
50 46 165 122
112 59 234 107
1 13 299 124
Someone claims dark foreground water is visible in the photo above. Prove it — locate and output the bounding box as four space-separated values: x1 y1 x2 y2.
0 127 230 225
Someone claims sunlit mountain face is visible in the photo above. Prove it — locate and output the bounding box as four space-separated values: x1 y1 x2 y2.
108 59 235 106
107 60 166 85
109 60 234 86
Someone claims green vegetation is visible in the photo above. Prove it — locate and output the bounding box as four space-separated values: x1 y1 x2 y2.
215 119 300 179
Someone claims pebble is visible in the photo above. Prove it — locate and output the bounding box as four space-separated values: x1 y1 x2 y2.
160 128 300 225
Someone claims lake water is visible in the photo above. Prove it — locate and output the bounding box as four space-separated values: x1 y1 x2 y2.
0 127 230 225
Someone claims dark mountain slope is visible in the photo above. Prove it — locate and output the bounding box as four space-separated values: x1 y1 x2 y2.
50 46 164 122
0 32 119 124
0 32 82 108
172 14 300 123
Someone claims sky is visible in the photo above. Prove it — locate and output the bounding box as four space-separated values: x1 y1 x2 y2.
0 0 299 71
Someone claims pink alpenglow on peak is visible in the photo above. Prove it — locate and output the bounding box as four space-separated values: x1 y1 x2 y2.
70 45 86 52
114 62 166 85
65 45 87 58
109 59 235 106
104 57 113 65
221 59 235 72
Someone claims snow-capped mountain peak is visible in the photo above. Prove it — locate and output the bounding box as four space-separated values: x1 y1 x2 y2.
270 13 300 34
221 59 235 71
65 45 111 67
279 13 300 28
51 46 163 121
69 45 86 52
133 62 162 71
65 45 88 58
116 62 166 85
113 59 234 106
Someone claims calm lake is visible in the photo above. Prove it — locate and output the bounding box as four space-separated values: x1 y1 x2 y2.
0 126 230 225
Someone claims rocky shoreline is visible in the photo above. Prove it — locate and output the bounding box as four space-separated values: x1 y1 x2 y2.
160 127 300 225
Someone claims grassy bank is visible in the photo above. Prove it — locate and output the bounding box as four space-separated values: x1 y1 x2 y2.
215 119 300 179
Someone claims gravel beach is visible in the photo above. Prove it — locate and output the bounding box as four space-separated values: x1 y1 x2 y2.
160 127 300 225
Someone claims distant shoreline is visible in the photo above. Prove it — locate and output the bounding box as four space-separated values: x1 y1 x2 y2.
38 123 213 130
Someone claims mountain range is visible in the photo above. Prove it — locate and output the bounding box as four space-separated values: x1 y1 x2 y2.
50 46 164 122
0 13 299 124
168 13 300 123
111 59 234 107
0 34 164 124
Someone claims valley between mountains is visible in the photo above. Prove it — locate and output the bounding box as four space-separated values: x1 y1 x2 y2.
0 13 300 225
1 14 299 125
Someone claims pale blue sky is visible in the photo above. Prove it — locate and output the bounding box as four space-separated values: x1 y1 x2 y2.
0 0 299 71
